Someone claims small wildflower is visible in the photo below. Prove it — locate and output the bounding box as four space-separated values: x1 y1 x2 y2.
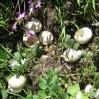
17 12 27 20
84 84 92 93
28 0 33 4
28 30 35 36
28 0 35 13
12 22 17 31
9 59 20 69
35 0 42 9
21 58 26 65
30 7 33 12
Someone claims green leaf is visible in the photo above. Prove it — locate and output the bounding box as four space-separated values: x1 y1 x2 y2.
60 26 66 38
24 95 33 99
81 92 89 99
38 82 48 90
33 95 39 99
2 90 8 99
60 92 68 99
14 52 21 61
38 77 47 84
65 34 71 42
67 39 74 47
31 44 38 58
54 68 59 74
47 70 53 78
82 95 89 99
51 83 60 92
0 3 6 8
67 84 80 96
69 96 75 99
50 75 58 85
89 91 96 98
77 0 80 6
38 90 47 98
49 90 56 96
73 43 80 50
0 21 6 27
47 77 52 85
92 0 95 11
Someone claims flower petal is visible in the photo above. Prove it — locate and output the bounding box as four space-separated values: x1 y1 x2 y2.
28 30 35 36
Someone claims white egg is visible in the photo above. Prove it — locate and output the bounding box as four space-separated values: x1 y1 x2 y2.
74 27 92 44
8 75 26 90
8 85 22 93
23 33 39 48
25 18 42 33
25 22 33 30
39 31 54 45
61 48 82 62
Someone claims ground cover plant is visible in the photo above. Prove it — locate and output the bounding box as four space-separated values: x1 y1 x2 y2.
0 0 99 99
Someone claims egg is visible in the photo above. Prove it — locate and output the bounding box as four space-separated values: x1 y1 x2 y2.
25 18 42 33
23 32 39 48
8 86 22 93
39 31 54 45
74 27 92 44
8 75 26 93
61 48 82 62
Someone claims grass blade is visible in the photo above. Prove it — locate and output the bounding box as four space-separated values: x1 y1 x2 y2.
77 0 80 6
92 0 96 11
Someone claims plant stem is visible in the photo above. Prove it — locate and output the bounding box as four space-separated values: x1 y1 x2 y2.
5 66 14 75
0 45 14 58
24 0 26 12
8 92 23 98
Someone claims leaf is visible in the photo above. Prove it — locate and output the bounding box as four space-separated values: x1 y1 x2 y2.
31 45 38 58
14 52 21 61
47 77 52 85
47 70 53 78
2 90 8 99
49 75 58 85
77 0 80 6
69 96 75 99
67 84 80 96
67 39 74 47
24 95 33 99
89 91 96 98
60 92 68 99
33 95 39 99
0 21 6 27
54 68 59 74
65 34 71 42
38 77 47 84
51 83 60 92
38 90 47 98
0 3 6 8
38 82 48 90
73 43 80 50
59 26 66 40
82 95 89 99
92 0 95 11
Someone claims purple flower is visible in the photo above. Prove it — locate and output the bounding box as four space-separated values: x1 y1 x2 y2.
35 0 42 9
28 30 35 36
29 4 36 12
12 22 17 31
28 0 33 4
17 12 27 20
28 0 35 13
